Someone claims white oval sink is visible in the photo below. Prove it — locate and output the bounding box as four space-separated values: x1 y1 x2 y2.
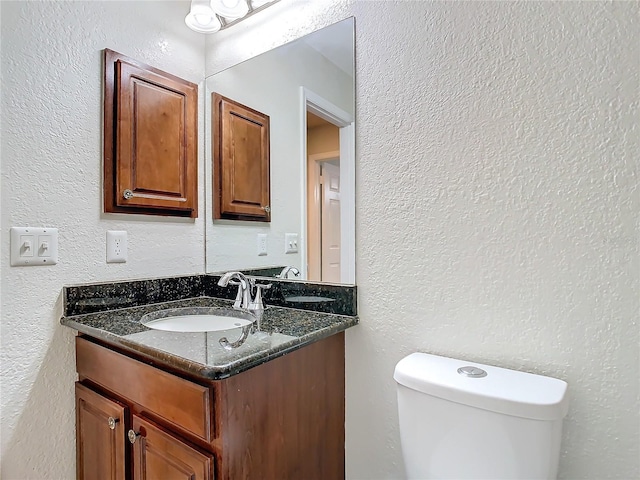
141 307 253 333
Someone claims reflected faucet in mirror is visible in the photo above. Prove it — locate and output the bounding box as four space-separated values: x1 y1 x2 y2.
277 266 300 279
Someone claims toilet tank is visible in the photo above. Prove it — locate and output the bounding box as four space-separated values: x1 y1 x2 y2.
394 353 569 480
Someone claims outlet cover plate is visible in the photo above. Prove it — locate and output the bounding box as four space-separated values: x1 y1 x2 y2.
106 230 127 263
257 234 268 256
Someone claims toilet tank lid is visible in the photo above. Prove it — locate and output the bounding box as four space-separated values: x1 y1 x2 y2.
394 352 569 421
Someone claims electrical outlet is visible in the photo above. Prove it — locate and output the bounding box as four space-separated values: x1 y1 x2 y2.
106 230 127 263
257 234 268 256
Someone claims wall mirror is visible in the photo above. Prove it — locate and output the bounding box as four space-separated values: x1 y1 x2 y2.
204 18 355 285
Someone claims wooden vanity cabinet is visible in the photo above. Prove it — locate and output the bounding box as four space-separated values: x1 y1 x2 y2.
75 332 345 480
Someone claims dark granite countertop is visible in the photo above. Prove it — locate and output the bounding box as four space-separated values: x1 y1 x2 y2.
61 296 358 380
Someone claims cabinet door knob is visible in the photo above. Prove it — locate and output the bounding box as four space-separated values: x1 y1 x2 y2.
262 205 271 213
107 417 119 430
128 429 141 444
123 189 134 200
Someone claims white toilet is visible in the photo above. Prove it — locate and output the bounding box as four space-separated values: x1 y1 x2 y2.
394 353 569 480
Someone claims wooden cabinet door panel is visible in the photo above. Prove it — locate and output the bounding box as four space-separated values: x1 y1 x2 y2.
213 93 270 221
104 49 198 217
132 416 213 480
76 382 127 480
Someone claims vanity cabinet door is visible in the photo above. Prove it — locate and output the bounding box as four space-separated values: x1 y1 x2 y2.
75 382 127 480
130 415 214 480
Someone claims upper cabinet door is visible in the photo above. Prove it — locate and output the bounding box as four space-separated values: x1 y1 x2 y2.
104 49 198 217
212 93 271 222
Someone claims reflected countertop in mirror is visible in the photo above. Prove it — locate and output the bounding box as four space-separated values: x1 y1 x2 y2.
207 273 357 315
204 18 355 285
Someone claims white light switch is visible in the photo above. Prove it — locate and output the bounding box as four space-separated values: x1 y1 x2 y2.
38 236 52 257
284 233 298 254
20 235 34 257
10 227 58 266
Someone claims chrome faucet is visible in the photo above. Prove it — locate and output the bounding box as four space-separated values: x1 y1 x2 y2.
278 266 300 279
217 271 252 309
217 271 271 312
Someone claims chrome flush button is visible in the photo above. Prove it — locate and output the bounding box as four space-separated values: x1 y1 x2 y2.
457 366 487 378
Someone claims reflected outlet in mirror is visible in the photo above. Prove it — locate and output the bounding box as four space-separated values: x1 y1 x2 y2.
205 18 355 285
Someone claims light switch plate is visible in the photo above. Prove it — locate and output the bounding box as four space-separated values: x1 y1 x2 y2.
284 233 298 254
10 227 58 266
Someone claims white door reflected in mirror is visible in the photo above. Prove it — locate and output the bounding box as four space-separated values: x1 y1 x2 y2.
321 162 341 283
307 148 341 283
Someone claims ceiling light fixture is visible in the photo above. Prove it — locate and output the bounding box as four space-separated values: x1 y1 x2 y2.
210 0 249 19
185 0 221 33
185 0 277 34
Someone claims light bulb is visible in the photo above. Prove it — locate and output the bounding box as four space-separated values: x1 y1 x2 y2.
195 13 213 25
210 0 249 19
185 0 221 33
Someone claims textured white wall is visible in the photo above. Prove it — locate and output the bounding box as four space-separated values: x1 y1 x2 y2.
0 1 204 478
208 1 639 479
1 1 637 479
205 37 353 274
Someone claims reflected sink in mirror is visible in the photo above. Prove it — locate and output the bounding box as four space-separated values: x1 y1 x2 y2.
284 296 335 304
141 307 254 333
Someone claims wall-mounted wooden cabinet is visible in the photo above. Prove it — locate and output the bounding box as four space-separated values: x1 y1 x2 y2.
212 93 271 222
104 49 198 218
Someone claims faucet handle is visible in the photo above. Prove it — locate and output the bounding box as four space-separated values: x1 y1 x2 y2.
231 283 244 309
254 282 271 297
249 283 272 311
